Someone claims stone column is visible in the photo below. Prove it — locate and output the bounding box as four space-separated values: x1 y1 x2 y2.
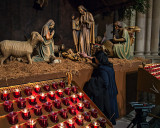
151 0 160 55
145 0 153 56
135 12 146 56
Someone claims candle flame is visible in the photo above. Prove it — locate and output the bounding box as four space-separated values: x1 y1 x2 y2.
31 95 35 99
4 90 7 94
35 85 39 88
15 89 19 92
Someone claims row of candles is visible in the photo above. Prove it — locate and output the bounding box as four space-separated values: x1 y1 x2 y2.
10 111 106 128
3 91 85 112
1 84 78 101
144 64 160 69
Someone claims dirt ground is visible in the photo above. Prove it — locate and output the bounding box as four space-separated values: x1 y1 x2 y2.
0 57 150 80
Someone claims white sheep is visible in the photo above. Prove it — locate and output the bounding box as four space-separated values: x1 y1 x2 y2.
0 31 44 65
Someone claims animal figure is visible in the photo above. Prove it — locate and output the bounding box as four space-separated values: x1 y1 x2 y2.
0 31 44 65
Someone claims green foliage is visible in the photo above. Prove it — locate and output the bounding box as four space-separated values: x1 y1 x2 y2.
118 0 150 20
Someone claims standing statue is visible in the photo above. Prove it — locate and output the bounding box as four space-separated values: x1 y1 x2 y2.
72 5 95 55
32 19 55 62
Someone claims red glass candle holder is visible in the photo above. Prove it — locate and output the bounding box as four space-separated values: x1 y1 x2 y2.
13 89 21 98
34 85 41 93
92 121 100 128
39 93 47 103
39 115 48 128
28 95 36 105
91 108 98 118
43 84 50 91
50 111 59 123
52 82 58 89
34 105 42 116
83 111 91 122
21 109 31 120
76 114 84 126
7 112 18 125
67 119 75 128
1 90 10 101
59 81 65 88
68 105 76 115
77 102 84 112
44 102 52 112
71 86 78 93
59 108 68 119
83 100 91 109
62 97 70 106
78 92 84 101
64 87 71 95
70 94 77 103
54 99 61 109
24 87 32 96
97 117 107 127
17 97 26 109
11 124 21 128
57 122 66 128
3 100 13 112
48 91 55 100
57 89 64 98
26 119 36 128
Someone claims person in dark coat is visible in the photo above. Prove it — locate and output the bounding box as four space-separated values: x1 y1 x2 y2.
81 50 119 125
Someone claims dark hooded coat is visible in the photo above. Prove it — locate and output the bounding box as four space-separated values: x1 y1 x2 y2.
83 51 119 125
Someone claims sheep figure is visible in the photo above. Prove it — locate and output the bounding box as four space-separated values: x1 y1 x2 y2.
0 31 44 65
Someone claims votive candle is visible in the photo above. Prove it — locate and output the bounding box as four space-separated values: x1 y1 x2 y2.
34 105 42 116
7 112 18 125
83 111 91 122
78 92 84 101
34 85 41 93
1 90 10 101
43 84 50 91
60 108 68 119
57 89 63 98
39 115 48 128
3 100 13 112
68 105 76 115
77 102 84 112
67 119 74 128
62 97 70 106
21 109 31 120
44 102 52 112
57 122 66 128
26 119 36 128
13 89 21 98
59 81 65 88
71 86 78 93
76 114 84 126
98 117 107 127
83 100 90 109
71 94 77 103
39 93 47 103
91 108 98 118
17 97 26 109
48 91 55 100
52 82 58 89
50 111 59 123
93 121 100 128
28 95 36 105
54 99 61 109
64 87 71 95
24 87 32 96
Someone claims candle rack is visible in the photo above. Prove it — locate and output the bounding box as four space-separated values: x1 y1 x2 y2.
0 78 112 128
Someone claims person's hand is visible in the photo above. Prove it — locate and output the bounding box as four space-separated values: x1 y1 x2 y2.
80 52 88 58
51 30 55 36
113 35 117 41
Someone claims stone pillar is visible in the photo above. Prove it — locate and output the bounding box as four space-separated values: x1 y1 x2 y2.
145 0 153 56
135 12 146 56
151 0 160 55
